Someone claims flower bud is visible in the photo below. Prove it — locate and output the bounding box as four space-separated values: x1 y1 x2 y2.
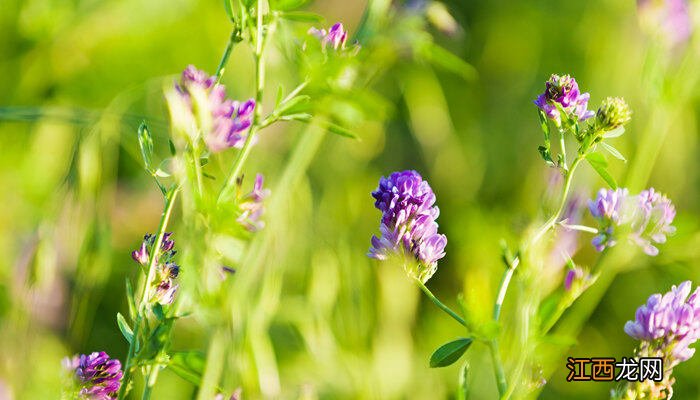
595 97 631 131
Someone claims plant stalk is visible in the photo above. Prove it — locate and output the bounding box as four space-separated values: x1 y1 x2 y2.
118 187 180 400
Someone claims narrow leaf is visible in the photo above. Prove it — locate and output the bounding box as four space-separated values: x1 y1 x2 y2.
275 85 285 108
586 152 617 189
602 126 625 138
600 142 627 162
117 313 134 344
168 351 206 386
125 279 137 321
326 123 358 139
420 43 477 81
278 11 324 23
137 122 154 172
224 0 234 21
429 338 473 368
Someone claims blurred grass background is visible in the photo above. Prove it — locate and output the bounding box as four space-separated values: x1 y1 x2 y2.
1 0 700 398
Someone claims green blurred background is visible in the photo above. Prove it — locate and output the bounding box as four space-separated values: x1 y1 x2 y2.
1 0 699 398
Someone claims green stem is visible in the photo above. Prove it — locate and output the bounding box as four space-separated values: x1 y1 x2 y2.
529 155 582 247
218 0 271 204
142 366 160 400
488 340 508 399
488 155 582 398
415 278 466 328
559 129 567 169
118 187 180 400
197 328 226 400
193 147 204 199
216 27 239 83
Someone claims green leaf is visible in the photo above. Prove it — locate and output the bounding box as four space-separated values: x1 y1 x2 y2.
326 123 358 139
276 95 310 116
168 351 206 386
278 113 312 122
602 126 625 138
275 85 285 108
270 0 311 11
168 139 176 156
152 303 165 321
117 312 134 344
429 338 473 368
224 0 234 21
419 42 477 81
600 142 626 162
537 146 554 166
278 11 324 23
125 279 137 321
586 152 617 189
137 122 154 172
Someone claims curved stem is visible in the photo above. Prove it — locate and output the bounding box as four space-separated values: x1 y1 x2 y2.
118 187 180 400
492 257 520 322
529 155 583 247
487 154 582 398
218 1 271 204
414 278 467 328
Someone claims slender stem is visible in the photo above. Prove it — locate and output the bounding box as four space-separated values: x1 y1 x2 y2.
216 27 239 83
529 156 583 247
193 148 204 199
218 1 271 204
559 129 567 169
492 257 520 322
414 278 467 328
142 366 160 400
118 187 180 400
487 154 582 398
488 340 508 398
557 222 598 234
197 328 226 400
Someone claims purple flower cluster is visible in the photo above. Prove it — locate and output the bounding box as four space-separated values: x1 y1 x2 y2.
237 174 270 232
534 74 594 126
169 65 255 153
638 0 693 46
588 187 676 256
625 281 700 363
368 170 447 282
309 23 349 50
131 233 180 305
63 352 123 399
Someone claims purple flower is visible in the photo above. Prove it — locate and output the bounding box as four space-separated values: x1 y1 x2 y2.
237 174 270 232
64 352 123 399
309 22 349 50
131 233 180 305
563 266 595 294
368 170 447 282
588 188 630 251
154 262 180 305
625 281 700 362
206 99 257 152
167 65 256 153
131 233 176 266
534 74 594 126
587 187 676 256
638 0 693 46
630 188 677 256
